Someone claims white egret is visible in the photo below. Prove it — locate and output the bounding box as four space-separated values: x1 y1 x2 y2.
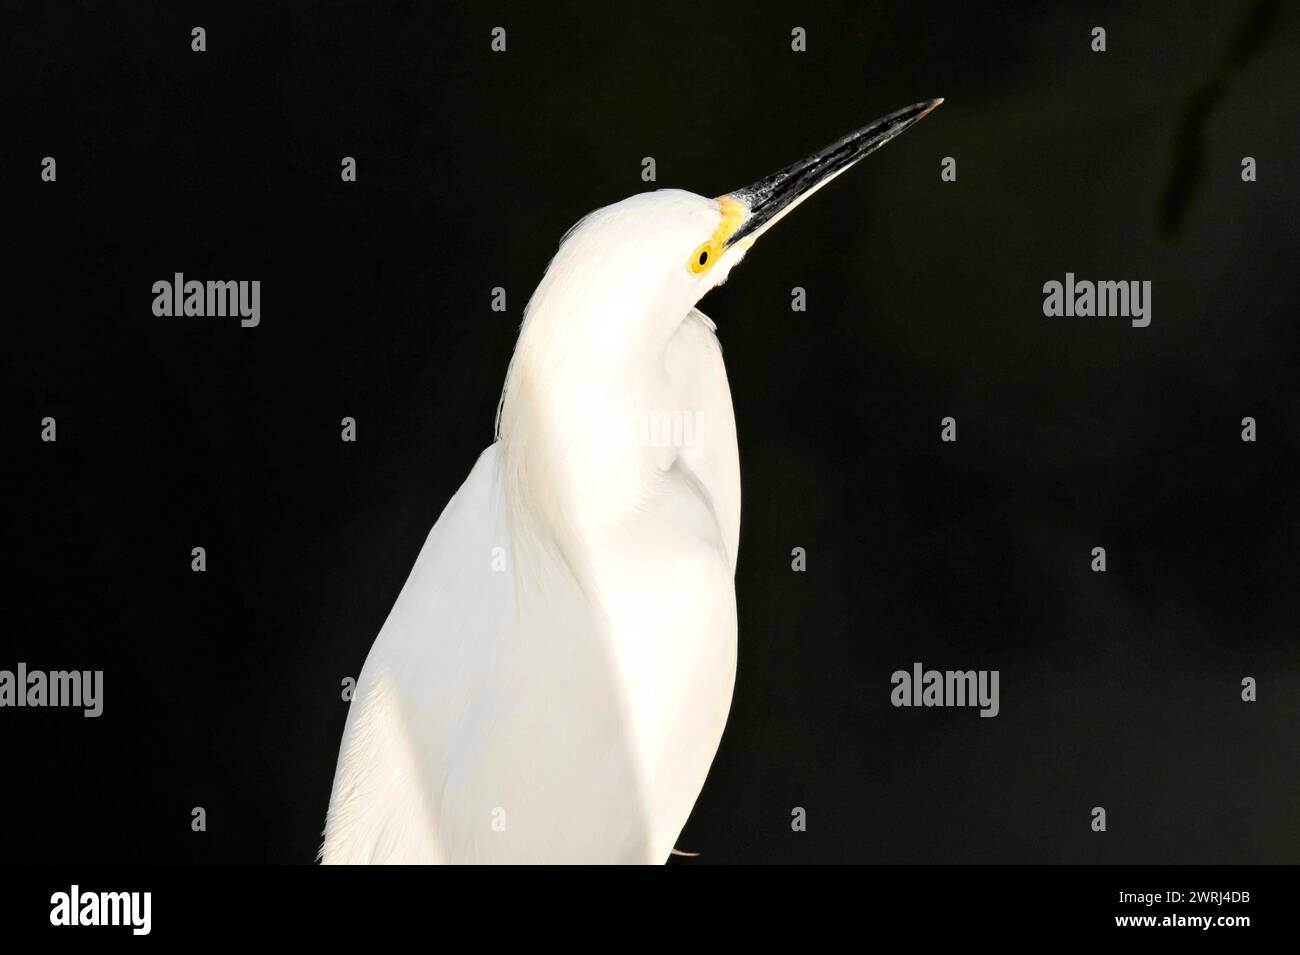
323 99 942 863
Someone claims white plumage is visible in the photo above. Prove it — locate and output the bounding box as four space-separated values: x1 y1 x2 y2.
322 100 940 864
324 192 742 863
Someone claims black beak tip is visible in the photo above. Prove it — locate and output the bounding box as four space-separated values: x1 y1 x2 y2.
724 97 946 247
902 97 944 124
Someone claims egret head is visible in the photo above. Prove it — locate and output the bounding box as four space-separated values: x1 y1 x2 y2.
690 97 944 294
511 99 943 366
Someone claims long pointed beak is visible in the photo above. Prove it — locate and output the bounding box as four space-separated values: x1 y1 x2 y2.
722 98 943 249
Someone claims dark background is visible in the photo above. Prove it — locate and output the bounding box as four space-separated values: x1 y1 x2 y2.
3 0 1298 864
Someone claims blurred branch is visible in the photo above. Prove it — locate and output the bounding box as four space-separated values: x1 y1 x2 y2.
1157 0 1279 237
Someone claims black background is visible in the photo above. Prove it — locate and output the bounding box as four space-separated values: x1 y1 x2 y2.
3 0 1298 864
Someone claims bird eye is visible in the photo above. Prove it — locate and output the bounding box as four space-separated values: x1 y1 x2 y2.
689 243 713 274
